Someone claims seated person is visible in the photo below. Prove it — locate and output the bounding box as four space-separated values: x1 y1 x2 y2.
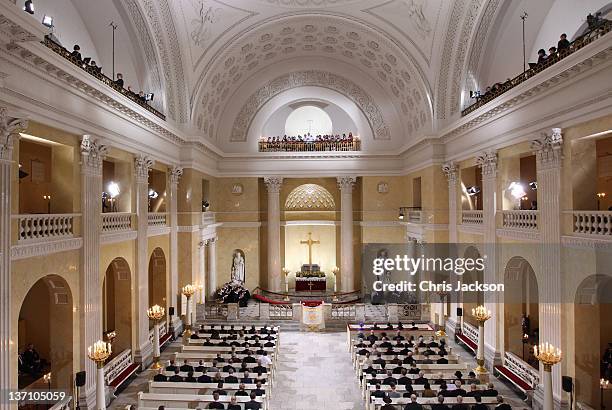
169 369 183 382
372 383 386 399
213 382 228 396
472 395 488 410
466 371 478 386
453 381 467 397
381 396 396 410
70 45 82 61
367 330 379 343
153 368 167 382
207 361 220 373
394 330 405 341
451 395 469 410
222 363 236 373
195 360 206 372
373 323 381 330
383 370 396 385
180 359 194 373
431 395 450 410
252 381 265 396
537 48 548 64
185 371 197 383
438 384 454 398
414 371 427 385
420 353 434 364
241 371 253 384
421 383 436 398
404 394 423 410
408 363 421 375
216 353 226 363
410 322 418 330
21 344 43 376
481 382 498 397
203 338 214 346
403 352 415 365
227 396 241 410
373 353 386 366
397 369 413 386
244 392 261 410
388 383 401 398
197 372 212 383
465 384 480 398
190 332 200 339
558 33 570 51
235 383 249 396
207 392 224 409
225 368 238 384
494 396 511 410
436 355 449 364
386 322 394 330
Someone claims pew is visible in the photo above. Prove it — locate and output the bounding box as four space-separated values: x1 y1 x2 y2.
148 381 270 408
137 392 267 410
368 395 497 410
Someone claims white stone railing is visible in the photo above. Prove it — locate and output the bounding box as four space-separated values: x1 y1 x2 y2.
101 212 133 232
501 210 538 230
15 214 78 242
462 322 479 345
103 348 133 385
148 320 167 344
572 211 612 236
503 351 540 388
49 396 72 410
408 210 422 223
148 212 167 227
330 304 356 320
461 210 483 225
269 304 293 320
201 212 215 226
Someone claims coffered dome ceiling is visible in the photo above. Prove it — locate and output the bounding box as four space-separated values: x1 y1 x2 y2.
108 0 566 153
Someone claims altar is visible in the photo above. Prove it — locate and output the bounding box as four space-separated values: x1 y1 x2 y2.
295 276 326 292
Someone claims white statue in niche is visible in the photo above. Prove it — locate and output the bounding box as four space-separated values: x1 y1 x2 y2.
231 249 246 284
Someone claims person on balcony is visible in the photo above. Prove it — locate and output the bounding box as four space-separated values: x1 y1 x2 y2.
558 33 571 51
115 73 124 88
70 45 82 62
537 49 548 65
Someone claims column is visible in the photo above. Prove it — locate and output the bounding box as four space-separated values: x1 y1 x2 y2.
0 109 27 408
79 135 107 408
264 177 283 292
531 128 564 406
476 150 501 368
337 176 356 292
198 239 207 304
442 162 460 335
133 154 153 368
208 237 217 297
168 166 182 333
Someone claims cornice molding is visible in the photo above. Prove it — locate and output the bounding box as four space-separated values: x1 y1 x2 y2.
561 235 612 250
147 226 171 237
496 228 540 242
11 237 83 260
458 224 484 235
101 230 138 245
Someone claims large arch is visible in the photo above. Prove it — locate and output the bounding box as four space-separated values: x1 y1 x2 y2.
574 274 612 409
18 275 73 390
503 256 539 368
148 247 168 327
103 257 133 357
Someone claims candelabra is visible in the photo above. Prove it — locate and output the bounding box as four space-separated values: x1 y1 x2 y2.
472 305 491 375
332 266 340 301
88 340 111 410
282 268 290 301
43 372 51 391
147 304 165 369
602 378 610 410
182 284 195 336
436 291 449 337
534 342 562 410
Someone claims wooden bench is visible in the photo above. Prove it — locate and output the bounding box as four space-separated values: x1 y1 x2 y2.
137 392 267 410
148 381 270 407
369 395 497 410
494 351 538 401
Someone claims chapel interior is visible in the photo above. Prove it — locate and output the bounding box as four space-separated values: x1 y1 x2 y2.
1 1 612 409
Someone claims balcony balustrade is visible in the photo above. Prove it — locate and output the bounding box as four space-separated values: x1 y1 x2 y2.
15 214 78 242
501 210 538 231
462 210 483 225
101 212 134 233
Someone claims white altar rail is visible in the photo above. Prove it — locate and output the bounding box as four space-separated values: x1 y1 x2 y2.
102 212 134 232
148 319 168 344
148 212 168 227
15 213 78 242
572 211 612 236
503 351 539 388
501 210 538 230
269 304 293 320
104 348 133 385
462 322 479 345
461 210 483 225
331 304 356 320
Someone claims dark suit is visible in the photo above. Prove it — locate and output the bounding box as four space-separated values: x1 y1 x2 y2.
244 400 261 410
241 377 254 384
383 376 397 385
198 374 212 383
213 389 227 396
413 377 427 385
471 404 488 410
481 389 498 397
453 389 467 397
451 405 469 410
252 388 265 396
207 402 224 409
153 374 167 382
436 358 449 364
225 376 238 383
169 375 183 382
495 404 511 410
431 405 450 410
404 403 423 410
180 364 194 372
235 390 249 396
227 405 241 410
185 376 197 382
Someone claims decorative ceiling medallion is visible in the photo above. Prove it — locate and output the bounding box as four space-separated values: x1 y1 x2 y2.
285 184 335 210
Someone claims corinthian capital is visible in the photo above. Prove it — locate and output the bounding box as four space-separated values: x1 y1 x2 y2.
134 154 154 183
337 176 357 192
80 134 107 173
0 108 28 160
264 176 283 193
476 150 498 177
168 165 183 186
441 161 459 183
530 128 563 170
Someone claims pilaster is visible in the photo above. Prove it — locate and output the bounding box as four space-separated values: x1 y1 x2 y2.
133 154 153 368
168 166 182 333
0 108 27 410
208 237 217 298
264 177 283 292
442 162 460 335
79 134 107 408
337 176 357 292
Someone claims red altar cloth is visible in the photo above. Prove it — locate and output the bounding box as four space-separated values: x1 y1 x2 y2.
295 277 326 292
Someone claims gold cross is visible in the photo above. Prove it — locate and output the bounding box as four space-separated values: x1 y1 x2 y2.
300 232 320 266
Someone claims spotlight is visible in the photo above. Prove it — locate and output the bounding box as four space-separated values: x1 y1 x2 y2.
529 181 537 190
42 15 53 28
23 0 34 14
148 189 159 199
398 211 404 220
508 182 527 200
466 186 481 196
108 182 120 199
144 93 155 102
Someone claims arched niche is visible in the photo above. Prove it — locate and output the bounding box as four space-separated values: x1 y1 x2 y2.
503 256 539 368
148 247 168 328
18 274 73 390
103 257 132 357
574 274 612 409
462 246 484 327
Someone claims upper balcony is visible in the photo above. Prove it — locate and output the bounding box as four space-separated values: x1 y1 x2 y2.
258 137 360 153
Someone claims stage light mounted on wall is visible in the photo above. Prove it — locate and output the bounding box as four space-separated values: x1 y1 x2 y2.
398 210 404 220
466 186 480 196
148 189 159 199
42 15 53 28
508 182 527 200
529 181 537 190
108 181 120 199
23 0 34 14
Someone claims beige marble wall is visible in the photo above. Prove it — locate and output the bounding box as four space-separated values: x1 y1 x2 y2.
360 176 408 221
214 177 260 222
217 227 261 290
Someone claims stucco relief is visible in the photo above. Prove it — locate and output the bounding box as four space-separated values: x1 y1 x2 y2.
230 70 390 141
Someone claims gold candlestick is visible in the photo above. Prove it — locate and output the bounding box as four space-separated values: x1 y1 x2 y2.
534 342 562 371
147 304 165 369
88 340 112 367
472 305 491 374
182 284 195 336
